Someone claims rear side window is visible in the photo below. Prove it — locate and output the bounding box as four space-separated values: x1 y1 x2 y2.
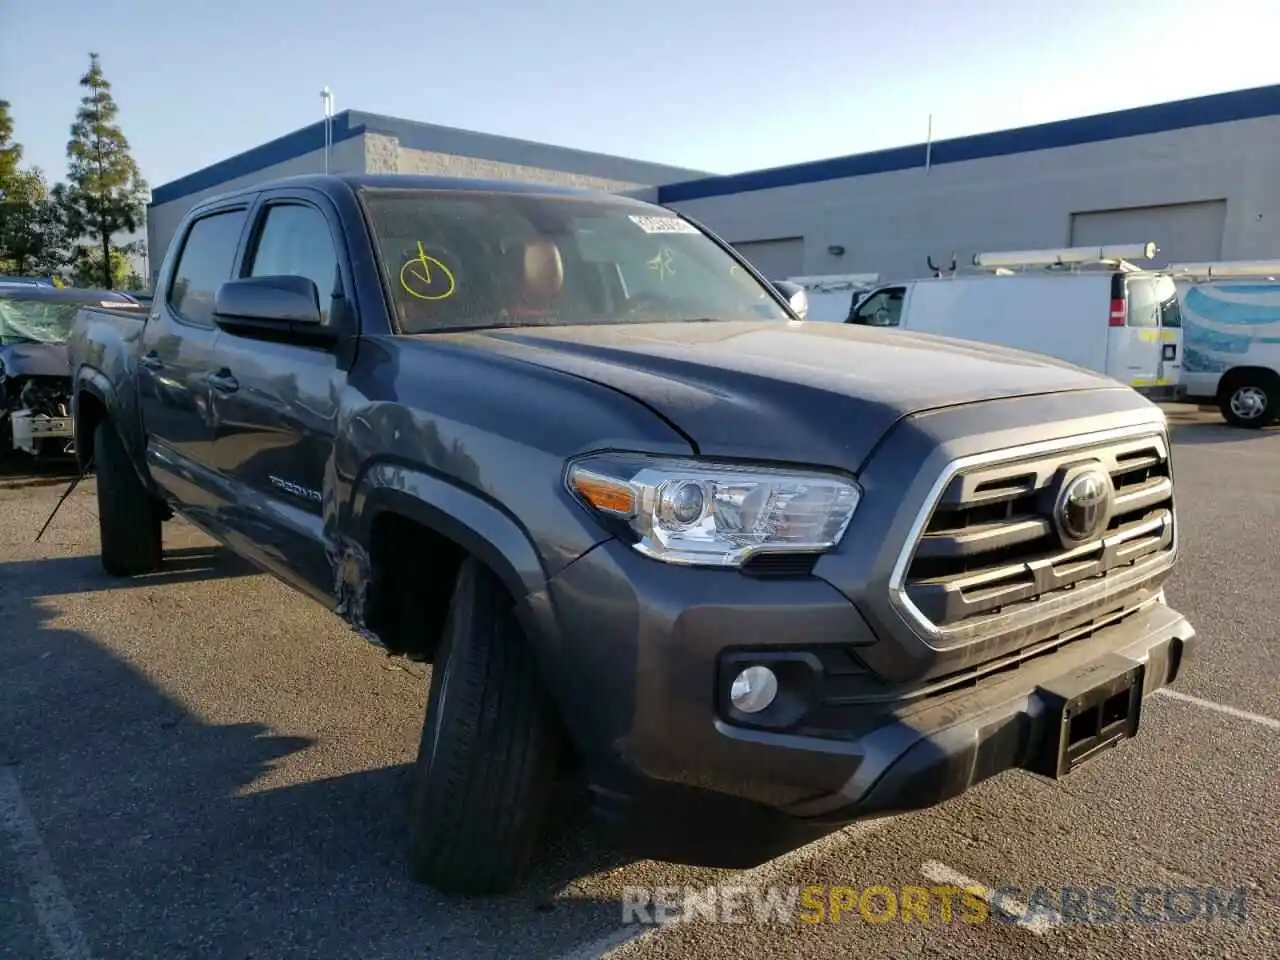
1125 276 1181 329
168 209 249 327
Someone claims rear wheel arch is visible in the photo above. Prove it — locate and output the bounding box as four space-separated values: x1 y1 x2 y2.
72 373 114 471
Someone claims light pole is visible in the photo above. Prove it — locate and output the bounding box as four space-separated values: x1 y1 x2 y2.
320 86 334 174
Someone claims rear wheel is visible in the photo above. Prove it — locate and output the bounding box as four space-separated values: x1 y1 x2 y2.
406 558 564 895
1218 373 1278 429
93 420 163 576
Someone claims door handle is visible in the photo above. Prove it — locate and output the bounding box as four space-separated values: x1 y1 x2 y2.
208 370 239 394
140 351 163 370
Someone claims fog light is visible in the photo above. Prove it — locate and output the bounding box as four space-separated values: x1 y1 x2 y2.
730 666 778 714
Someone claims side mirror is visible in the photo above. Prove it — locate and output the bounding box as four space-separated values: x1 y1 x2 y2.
213 275 337 345
771 280 809 320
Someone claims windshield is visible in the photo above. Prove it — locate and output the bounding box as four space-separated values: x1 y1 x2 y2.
359 188 790 334
0 299 83 344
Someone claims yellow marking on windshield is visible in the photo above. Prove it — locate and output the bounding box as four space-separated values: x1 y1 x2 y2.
400 241 457 301
648 247 676 282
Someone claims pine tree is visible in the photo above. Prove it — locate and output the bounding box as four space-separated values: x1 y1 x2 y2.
0 99 21 186
1 99 67 276
0 167 68 276
61 53 149 289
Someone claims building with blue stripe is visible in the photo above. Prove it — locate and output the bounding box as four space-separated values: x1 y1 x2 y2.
147 84 1280 287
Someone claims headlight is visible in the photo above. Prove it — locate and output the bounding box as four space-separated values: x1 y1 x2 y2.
566 454 860 567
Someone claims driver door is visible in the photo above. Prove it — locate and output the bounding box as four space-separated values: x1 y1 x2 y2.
206 192 351 602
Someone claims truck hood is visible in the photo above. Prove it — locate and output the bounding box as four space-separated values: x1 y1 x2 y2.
453 320 1122 471
0 341 70 378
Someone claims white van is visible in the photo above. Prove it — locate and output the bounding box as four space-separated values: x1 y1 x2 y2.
1168 260 1280 428
784 273 880 323
846 244 1183 400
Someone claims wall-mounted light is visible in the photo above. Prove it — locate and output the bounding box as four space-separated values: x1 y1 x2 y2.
828 244 845 256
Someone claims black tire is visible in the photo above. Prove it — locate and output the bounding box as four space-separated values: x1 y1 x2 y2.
93 420 163 576
1218 372 1278 429
407 558 564 895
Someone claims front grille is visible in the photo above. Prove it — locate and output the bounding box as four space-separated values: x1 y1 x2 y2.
893 427 1175 648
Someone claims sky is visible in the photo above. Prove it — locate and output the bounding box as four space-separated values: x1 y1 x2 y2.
1 0 1277 195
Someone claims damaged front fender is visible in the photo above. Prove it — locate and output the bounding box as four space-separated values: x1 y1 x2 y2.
330 462 562 652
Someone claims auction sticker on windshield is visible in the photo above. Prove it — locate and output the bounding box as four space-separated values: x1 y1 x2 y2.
628 215 700 235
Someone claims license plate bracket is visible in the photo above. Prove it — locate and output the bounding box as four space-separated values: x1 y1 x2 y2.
1030 654 1145 779
30 417 73 438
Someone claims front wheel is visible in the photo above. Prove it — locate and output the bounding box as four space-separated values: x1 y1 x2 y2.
1219 374 1277 429
406 558 565 895
93 420 163 576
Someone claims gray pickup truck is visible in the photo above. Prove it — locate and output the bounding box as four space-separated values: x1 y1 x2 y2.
67 173 1196 895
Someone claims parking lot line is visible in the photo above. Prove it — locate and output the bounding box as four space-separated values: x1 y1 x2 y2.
920 860 1061 936
0 768 95 960
563 817 895 959
1153 688 1280 731
557 919 680 960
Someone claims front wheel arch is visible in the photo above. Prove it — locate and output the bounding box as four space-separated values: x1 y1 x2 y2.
342 462 567 667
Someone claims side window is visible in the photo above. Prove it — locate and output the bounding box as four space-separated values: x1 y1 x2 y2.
168 209 249 327
247 204 340 324
850 287 905 326
1125 278 1160 328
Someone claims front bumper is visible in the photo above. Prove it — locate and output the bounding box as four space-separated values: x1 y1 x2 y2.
784 598 1193 822
539 538 1194 864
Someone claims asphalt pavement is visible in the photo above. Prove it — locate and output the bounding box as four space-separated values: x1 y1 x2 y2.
1 406 1277 959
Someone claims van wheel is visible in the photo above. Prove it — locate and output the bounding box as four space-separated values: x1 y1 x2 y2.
1218 373 1277 429
406 558 564 895
93 420 163 576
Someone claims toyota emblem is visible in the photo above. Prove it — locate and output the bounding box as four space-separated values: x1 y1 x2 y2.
1054 467 1113 544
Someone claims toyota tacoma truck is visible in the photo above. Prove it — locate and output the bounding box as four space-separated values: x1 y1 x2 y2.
67 174 1196 895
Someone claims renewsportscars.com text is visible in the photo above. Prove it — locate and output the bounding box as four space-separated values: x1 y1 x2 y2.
622 883 1250 927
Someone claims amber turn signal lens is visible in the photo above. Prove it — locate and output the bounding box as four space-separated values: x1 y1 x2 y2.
571 471 636 516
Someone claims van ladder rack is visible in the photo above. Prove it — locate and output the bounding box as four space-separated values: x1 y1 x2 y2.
969 242 1159 275
1166 259 1280 281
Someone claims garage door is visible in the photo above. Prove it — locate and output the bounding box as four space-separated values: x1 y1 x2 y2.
1069 201 1226 266
731 237 805 279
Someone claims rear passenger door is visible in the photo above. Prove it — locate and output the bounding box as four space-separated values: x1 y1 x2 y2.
206 191 351 603
1107 275 1178 390
137 202 250 523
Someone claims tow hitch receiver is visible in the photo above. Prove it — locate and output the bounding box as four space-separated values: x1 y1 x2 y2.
1030 654 1145 779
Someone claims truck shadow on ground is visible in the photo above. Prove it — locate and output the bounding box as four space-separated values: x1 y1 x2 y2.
0 553 639 960
0 454 81 490
0 546 261 593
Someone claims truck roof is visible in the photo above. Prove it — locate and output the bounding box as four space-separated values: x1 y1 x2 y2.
192 172 653 210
